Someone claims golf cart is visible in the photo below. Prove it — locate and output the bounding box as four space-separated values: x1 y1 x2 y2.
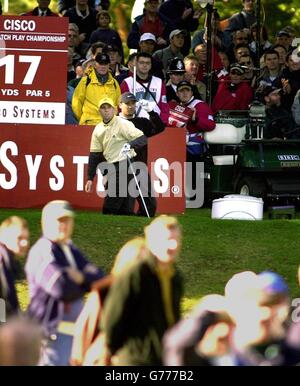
204 104 300 204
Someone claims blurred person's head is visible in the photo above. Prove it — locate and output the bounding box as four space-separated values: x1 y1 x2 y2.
0 216 29 257
139 33 156 54
218 51 230 71
192 295 235 359
275 30 291 51
76 0 89 9
228 270 290 348
273 44 287 66
105 45 121 66
169 30 186 51
90 41 107 58
97 10 111 28
285 51 300 72
68 24 80 48
0 317 42 366
238 55 254 78
144 0 160 15
193 43 207 65
167 57 185 85
176 80 193 103
144 215 181 264
94 52 110 75
41 200 74 243
98 97 116 122
136 52 152 79
242 0 255 12
37 0 51 10
119 92 137 118
264 49 280 72
250 23 269 42
234 44 251 62
262 86 282 107
184 55 199 76
233 29 249 46
127 53 137 73
111 237 148 276
229 63 245 84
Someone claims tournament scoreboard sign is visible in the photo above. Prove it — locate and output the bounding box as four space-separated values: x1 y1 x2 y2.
0 16 68 124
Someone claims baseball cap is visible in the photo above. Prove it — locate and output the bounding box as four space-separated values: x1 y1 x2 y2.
98 97 115 108
105 44 120 53
257 271 289 305
261 85 281 98
167 57 185 73
276 30 290 38
177 80 192 91
42 200 74 224
120 92 137 104
95 52 110 64
169 29 187 40
140 33 156 43
230 63 245 74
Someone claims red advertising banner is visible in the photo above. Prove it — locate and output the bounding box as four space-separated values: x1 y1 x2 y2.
0 125 186 214
0 16 68 125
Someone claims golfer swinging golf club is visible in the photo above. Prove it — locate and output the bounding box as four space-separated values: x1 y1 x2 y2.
85 97 149 216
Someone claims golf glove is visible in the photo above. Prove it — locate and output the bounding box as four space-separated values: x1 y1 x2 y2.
120 143 132 158
139 99 151 113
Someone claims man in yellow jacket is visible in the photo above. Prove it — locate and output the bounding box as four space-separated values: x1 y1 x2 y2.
72 53 121 125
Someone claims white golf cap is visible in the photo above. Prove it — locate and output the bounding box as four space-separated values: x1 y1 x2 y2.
140 33 156 43
42 200 74 225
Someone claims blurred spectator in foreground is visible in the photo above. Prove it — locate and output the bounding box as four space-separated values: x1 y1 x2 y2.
0 317 42 366
25 200 106 366
0 216 29 317
163 295 235 365
72 52 121 125
70 237 147 366
22 0 58 16
101 215 183 365
229 271 300 366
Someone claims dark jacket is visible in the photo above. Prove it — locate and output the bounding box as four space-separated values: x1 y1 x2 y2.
58 0 95 14
89 28 124 60
64 6 98 42
101 255 183 365
265 105 295 139
0 243 20 316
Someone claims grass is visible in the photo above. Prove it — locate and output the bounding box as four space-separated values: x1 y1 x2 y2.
1 208 300 313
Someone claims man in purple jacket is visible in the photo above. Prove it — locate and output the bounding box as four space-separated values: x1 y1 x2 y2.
25 200 105 366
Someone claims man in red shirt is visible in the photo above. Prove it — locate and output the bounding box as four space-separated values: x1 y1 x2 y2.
212 63 253 114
